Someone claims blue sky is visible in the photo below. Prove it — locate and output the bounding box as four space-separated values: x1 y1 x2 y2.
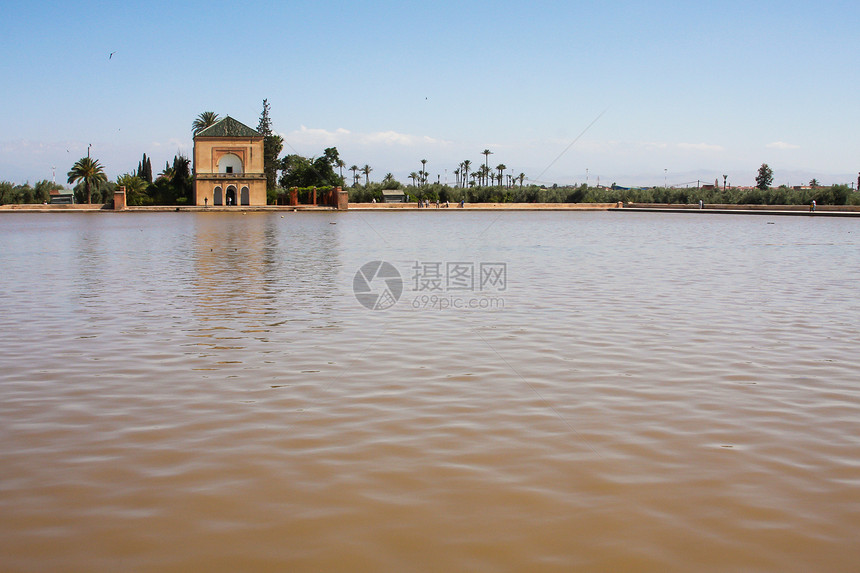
2 0 858 187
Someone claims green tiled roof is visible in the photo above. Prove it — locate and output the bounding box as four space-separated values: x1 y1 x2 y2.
196 116 261 138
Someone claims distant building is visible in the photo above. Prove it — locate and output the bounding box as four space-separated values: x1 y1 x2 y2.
49 188 75 204
382 189 407 203
193 116 266 206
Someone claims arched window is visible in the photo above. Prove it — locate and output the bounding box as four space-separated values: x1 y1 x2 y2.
213 186 223 206
217 154 243 174
240 186 250 205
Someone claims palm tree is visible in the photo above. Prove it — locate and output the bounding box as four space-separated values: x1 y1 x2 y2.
482 149 493 179
362 164 372 186
192 111 220 135
453 168 460 188
116 172 149 206
420 159 427 186
462 160 471 188
518 173 526 187
496 164 506 186
349 165 359 187
337 159 346 181
159 161 174 181
67 156 107 204
409 172 418 186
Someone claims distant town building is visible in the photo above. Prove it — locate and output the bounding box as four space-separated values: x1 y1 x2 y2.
382 189 407 203
49 188 75 204
193 116 266 206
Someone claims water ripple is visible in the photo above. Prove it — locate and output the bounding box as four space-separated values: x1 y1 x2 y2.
1 212 859 572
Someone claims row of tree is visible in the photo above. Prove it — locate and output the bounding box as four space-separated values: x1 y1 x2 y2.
0 180 64 204
344 182 859 206
61 152 193 206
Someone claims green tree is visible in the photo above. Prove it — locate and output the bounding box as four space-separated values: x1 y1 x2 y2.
496 163 506 186
67 156 107 204
149 154 192 204
192 111 219 135
381 175 402 190
257 99 272 135
137 153 153 183
34 179 61 203
809 178 820 188
171 154 192 203
0 181 15 204
257 99 283 190
478 164 490 186
279 147 344 189
349 165 359 187
482 149 493 180
756 163 773 190
20 183 35 204
116 173 150 205
319 147 345 187
159 160 174 181
420 159 427 186
362 164 373 186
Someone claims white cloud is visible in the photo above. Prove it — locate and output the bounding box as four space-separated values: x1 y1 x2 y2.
642 141 668 150
150 138 190 151
360 131 447 146
678 142 724 152
766 141 800 150
282 126 449 150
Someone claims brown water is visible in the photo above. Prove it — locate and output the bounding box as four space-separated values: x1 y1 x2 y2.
1 211 859 572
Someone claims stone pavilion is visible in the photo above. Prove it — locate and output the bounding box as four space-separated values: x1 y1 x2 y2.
193 116 266 206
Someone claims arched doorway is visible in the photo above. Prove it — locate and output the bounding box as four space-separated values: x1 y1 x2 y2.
240 186 250 206
225 186 237 206
217 154 243 174
213 186 223 206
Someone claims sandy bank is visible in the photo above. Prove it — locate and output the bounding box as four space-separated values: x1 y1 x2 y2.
349 202 621 210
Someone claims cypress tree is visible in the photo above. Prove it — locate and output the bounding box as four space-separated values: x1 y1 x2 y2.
257 99 283 191
137 153 153 183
